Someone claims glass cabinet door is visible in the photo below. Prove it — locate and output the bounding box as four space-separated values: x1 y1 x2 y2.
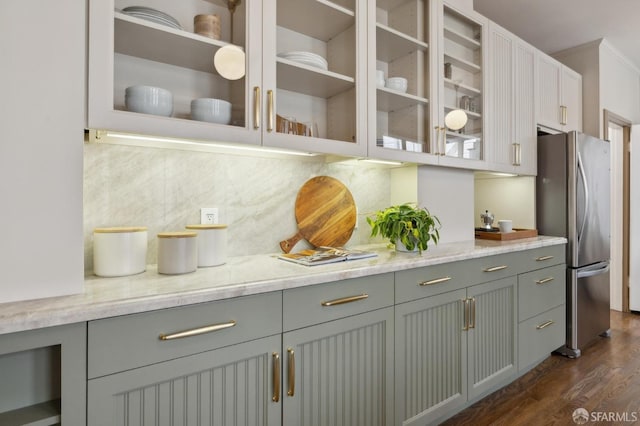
369 0 436 164
438 3 485 163
88 0 261 146
261 0 367 157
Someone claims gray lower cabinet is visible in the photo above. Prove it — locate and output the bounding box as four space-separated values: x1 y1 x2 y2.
87 292 283 425
87 334 282 425
395 277 517 426
281 273 395 426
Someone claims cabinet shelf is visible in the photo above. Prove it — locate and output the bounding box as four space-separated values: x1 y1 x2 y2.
444 105 481 119
277 0 355 42
444 26 481 49
114 12 239 75
0 399 60 426
446 130 481 141
276 57 355 98
444 78 481 96
444 53 481 73
376 23 428 63
377 87 428 112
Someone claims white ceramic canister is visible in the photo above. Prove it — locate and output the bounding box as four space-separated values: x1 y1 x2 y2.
157 232 198 275
93 227 148 277
185 224 228 267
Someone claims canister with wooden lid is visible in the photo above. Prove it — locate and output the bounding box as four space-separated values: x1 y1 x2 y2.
93 227 148 277
194 14 221 40
185 224 228 267
157 231 198 274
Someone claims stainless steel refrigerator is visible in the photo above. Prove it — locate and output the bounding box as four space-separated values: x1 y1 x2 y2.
536 131 610 358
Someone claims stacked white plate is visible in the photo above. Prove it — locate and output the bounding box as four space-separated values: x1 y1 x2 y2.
122 6 183 30
278 51 328 71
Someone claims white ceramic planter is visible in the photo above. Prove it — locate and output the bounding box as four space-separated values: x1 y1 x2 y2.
395 237 420 253
157 232 198 275
185 224 228 267
93 227 148 277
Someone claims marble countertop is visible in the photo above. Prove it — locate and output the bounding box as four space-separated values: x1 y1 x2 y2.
0 236 566 335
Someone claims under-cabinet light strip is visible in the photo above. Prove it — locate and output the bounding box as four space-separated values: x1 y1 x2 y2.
103 132 319 157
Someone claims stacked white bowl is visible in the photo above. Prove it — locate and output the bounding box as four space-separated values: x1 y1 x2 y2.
386 77 408 93
191 98 232 124
125 85 173 117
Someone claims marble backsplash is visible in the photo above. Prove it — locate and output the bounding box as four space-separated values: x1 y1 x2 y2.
83 142 395 273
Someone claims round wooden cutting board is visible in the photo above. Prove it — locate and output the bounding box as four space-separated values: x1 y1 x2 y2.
280 176 357 253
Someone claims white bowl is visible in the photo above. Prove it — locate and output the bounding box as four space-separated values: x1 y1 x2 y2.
191 98 232 124
125 85 173 117
386 77 408 93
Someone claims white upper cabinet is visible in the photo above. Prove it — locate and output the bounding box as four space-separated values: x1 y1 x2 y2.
486 22 536 175
367 0 487 170
87 0 367 157
536 53 582 132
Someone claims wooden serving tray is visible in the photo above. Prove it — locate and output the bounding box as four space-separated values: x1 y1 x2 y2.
475 228 538 241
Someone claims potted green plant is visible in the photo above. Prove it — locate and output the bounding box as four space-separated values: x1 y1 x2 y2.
367 203 441 253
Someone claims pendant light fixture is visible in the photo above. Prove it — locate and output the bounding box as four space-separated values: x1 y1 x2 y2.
213 0 246 80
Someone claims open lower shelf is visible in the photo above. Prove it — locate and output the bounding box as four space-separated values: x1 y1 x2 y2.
444 105 481 119
444 78 481 96
277 0 355 42
0 399 60 426
276 58 355 98
446 130 481 141
115 12 238 75
444 53 481 73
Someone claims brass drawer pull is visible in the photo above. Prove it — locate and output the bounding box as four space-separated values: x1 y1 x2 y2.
536 255 554 261
159 320 236 341
267 90 274 132
536 277 555 285
272 352 280 402
536 320 555 330
321 293 368 307
287 348 295 397
483 265 508 272
419 276 452 286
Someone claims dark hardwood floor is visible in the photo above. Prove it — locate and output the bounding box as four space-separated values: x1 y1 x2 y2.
442 311 640 425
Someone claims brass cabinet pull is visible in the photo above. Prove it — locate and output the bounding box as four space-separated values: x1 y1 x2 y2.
159 320 236 341
469 297 476 329
560 106 568 125
253 86 261 129
483 265 508 272
440 127 446 156
462 298 470 331
321 293 368 307
287 348 295 397
512 143 518 166
517 143 522 165
536 255 554 261
433 126 440 155
419 276 452 286
267 90 274 132
536 277 555 285
272 352 280 402
536 320 555 330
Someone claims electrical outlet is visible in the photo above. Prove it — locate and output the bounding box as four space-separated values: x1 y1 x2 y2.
200 207 219 224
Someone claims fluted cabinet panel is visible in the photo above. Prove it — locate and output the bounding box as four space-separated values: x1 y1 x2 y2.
88 335 281 426
283 308 394 426
537 55 562 129
489 27 513 166
467 277 517 400
514 41 537 174
395 289 468 426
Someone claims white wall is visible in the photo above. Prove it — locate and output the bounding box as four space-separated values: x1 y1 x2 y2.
599 41 640 125
474 175 536 229
418 166 475 243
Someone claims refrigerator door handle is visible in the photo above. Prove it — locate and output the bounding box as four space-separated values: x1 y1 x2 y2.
577 151 589 243
577 262 610 279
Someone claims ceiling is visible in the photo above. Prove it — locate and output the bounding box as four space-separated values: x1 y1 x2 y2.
473 0 640 70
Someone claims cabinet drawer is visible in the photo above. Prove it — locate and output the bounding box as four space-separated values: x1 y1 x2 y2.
518 264 566 321
283 273 393 332
395 253 518 304
515 245 565 273
88 292 282 379
518 305 565 370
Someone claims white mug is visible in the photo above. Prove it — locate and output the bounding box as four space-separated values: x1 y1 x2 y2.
498 220 513 233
